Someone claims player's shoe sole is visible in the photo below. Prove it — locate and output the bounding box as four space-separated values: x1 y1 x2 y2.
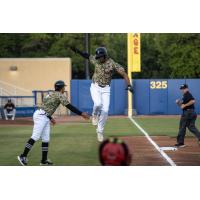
40 159 53 166
17 156 28 166
40 163 53 166
174 143 186 148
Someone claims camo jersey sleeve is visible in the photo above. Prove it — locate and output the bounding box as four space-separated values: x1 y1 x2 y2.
59 93 70 107
113 60 125 74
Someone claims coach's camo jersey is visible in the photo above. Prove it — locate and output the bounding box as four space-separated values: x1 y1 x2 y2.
40 91 69 116
89 55 125 86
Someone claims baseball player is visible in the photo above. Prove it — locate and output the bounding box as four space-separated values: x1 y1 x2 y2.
175 84 200 147
70 46 133 142
17 80 90 166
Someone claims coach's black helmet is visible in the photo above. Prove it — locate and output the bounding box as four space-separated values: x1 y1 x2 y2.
54 80 66 91
95 47 108 59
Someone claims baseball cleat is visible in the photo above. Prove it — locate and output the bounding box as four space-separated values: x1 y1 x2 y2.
97 132 104 142
92 115 99 126
174 143 186 148
17 155 28 166
40 159 53 166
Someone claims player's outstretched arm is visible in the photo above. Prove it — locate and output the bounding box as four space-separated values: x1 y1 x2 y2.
81 112 90 120
68 46 90 59
66 103 90 120
50 118 56 125
117 70 134 93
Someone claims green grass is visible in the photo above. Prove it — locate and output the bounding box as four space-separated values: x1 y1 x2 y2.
0 118 139 166
134 117 200 137
1 116 200 166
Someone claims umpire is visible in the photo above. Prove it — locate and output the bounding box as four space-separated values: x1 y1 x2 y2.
175 84 200 147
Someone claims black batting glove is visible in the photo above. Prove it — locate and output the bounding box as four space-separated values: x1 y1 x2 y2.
126 85 134 93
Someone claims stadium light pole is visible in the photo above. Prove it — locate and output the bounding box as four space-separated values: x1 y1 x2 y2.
85 33 90 79
127 33 133 117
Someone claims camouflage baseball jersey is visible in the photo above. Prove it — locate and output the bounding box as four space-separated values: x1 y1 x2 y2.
40 91 69 116
89 55 125 86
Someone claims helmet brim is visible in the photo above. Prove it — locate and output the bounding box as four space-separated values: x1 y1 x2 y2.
95 54 106 59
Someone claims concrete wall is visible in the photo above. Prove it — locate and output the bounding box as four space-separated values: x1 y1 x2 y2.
0 58 72 115
0 58 71 94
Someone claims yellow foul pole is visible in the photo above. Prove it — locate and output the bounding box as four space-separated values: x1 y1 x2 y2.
127 33 141 117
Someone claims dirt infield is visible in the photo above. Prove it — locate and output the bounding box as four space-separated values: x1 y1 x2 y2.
122 136 200 166
0 115 126 126
0 118 33 126
0 115 89 126
122 136 169 166
154 136 200 166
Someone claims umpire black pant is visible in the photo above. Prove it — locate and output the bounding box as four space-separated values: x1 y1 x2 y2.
177 109 200 144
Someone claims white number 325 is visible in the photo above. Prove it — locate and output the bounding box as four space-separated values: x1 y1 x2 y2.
150 81 168 89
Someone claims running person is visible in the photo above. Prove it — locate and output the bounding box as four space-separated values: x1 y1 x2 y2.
17 80 90 166
70 46 133 142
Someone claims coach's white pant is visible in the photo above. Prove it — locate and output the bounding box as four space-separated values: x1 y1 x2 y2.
90 83 110 134
31 109 50 142
4 109 16 120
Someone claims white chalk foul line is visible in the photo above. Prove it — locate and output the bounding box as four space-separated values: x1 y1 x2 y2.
128 116 176 166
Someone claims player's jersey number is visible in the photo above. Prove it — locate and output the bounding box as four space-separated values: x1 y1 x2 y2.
150 81 167 89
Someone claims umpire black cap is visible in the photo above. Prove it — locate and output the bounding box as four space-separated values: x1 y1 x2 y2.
180 84 188 90
95 47 108 59
54 80 66 91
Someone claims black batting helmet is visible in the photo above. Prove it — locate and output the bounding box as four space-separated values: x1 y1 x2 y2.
54 80 66 91
95 47 108 59
99 138 131 166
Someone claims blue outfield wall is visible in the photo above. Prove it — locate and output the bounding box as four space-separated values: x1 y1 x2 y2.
0 107 36 118
71 79 200 115
15 107 37 117
71 80 127 115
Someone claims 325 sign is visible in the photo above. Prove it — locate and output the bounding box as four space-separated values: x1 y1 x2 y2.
150 81 168 89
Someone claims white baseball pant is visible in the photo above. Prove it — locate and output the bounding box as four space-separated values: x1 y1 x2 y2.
90 83 110 134
4 109 16 120
31 109 51 142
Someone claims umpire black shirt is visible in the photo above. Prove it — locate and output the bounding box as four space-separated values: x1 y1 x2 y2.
182 91 195 111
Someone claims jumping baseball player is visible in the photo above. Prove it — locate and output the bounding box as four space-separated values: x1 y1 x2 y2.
70 46 133 142
17 80 90 166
